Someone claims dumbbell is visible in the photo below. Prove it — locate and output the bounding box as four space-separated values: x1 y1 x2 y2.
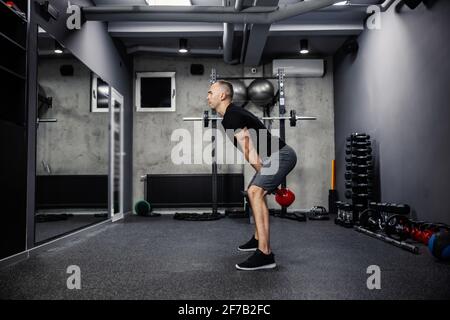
376 203 410 215
393 204 410 215
346 164 372 170
345 147 373 155
347 134 370 142
359 208 382 231
345 165 373 173
349 164 373 171
369 202 383 210
345 157 372 165
335 203 353 225
308 206 330 220
345 172 374 180
346 187 374 196
384 214 411 241
335 204 347 226
345 182 371 189
343 211 354 227
345 190 372 200
346 141 371 148
353 203 368 212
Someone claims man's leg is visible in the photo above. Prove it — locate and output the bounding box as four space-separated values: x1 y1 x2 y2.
247 174 260 241
248 185 270 254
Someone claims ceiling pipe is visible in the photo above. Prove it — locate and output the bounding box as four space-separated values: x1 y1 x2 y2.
223 0 243 65
381 0 397 12
235 0 244 11
239 23 249 64
127 45 223 55
82 0 344 24
84 5 277 15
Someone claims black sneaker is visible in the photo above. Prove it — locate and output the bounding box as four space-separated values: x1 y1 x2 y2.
238 235 258 252
235 249 277 270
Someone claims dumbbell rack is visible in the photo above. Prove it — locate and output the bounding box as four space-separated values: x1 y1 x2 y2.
334 201 353 227
344 133 373 226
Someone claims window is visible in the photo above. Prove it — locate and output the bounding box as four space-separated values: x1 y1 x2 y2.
91 73 110 112
135 72 176 112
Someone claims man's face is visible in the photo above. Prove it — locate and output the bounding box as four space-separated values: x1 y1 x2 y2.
207 83 223 110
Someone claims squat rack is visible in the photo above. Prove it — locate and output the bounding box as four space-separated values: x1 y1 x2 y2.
175 68 316 221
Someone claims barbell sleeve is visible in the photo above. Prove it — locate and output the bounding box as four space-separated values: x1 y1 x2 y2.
354 226 420 254
183 117 222 121
261 116 317 121
36 118 58 123
184 116 316 121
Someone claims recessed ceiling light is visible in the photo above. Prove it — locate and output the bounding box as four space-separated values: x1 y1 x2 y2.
299 39 309 55
179 38 189 54
334 1 350 6
145 0 192 5
54 41 63 54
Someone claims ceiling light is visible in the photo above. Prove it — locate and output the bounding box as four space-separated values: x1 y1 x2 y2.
145 0 192 5
178 38 188 54
54 41 63 54
333 1 350 5
299 39 309 55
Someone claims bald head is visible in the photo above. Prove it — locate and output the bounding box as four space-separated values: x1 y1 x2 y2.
215 80 234 100
207 80 234 112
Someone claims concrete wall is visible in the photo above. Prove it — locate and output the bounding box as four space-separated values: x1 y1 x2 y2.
333 1 450 223
133 56 335 210
37 57 108 175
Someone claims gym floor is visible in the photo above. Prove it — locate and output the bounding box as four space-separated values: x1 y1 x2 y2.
1 215 449 300
35 214 107 243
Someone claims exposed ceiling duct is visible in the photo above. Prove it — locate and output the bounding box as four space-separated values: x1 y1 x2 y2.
82 0 345 24
222 0 241 65
127 45 223 55
381 0 396 11
84 0 344 65
243 0 279 66
89 1 389 66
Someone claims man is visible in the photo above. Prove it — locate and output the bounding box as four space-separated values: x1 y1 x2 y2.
207 80 297 271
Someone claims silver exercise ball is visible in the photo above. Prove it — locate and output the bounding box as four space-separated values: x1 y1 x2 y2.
247 79 274 107
228 80 248 107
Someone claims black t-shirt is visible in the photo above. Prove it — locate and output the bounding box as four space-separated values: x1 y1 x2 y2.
221 103 286 156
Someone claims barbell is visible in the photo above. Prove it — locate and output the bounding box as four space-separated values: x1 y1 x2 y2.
183 110 317 127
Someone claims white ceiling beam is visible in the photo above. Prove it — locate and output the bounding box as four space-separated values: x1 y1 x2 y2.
108 21 363 37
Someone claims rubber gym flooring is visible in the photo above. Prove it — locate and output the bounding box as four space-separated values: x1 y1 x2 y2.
35 214 107 243
1 214 449 300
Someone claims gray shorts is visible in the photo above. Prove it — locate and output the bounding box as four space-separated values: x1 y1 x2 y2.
248 145 297 194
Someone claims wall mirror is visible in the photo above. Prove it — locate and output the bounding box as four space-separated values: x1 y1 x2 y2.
35 25 110 244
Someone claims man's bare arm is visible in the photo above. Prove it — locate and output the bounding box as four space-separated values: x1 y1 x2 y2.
235 128 262 172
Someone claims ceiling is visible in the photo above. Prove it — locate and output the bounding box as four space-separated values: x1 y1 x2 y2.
88 0 383 65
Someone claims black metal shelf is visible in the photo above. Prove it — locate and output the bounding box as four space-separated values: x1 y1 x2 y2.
0 0 28 261
0 31 26 51
0 0 27 48
0 0 27 23
0 64 26 80
0 118 26 128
